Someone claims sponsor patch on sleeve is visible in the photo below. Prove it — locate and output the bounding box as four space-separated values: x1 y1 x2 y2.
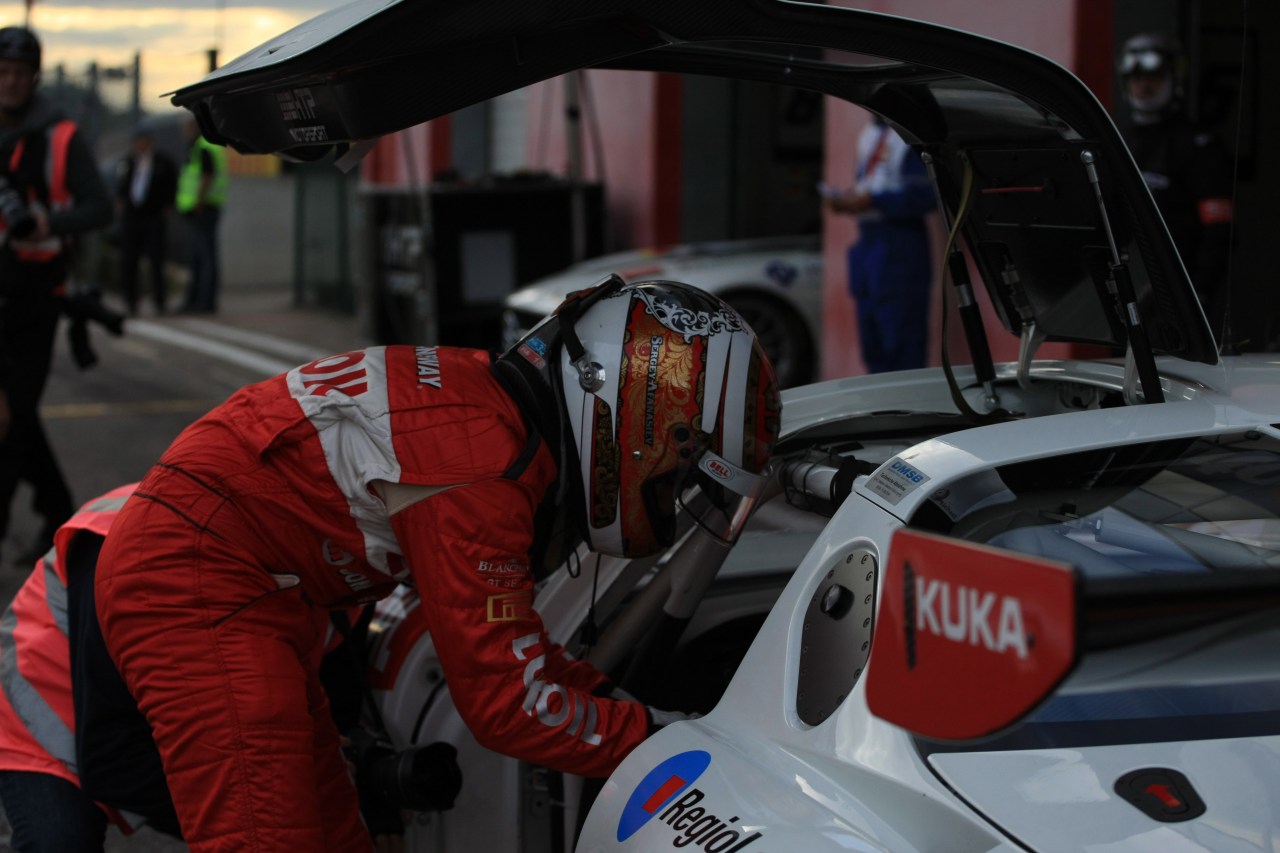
486 590 534 622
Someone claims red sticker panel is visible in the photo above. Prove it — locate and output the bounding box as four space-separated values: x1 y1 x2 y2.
866 528 1079 741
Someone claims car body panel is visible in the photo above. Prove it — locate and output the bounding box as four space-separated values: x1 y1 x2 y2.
930 740 1280 853
578 727 1021 853
503 235 822 329
579 357 1280 851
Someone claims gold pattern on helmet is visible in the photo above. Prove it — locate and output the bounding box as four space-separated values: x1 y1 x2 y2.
562 277 781 558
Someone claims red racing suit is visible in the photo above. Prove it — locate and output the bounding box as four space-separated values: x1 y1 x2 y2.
94 345 651 852
0 483 139 830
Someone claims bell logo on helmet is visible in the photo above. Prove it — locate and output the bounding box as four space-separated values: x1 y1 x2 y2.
705 459 732 480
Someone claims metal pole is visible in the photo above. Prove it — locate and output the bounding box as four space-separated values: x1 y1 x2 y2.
131 51 141 129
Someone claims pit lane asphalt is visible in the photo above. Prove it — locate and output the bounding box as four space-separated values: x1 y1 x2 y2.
0 284 373 851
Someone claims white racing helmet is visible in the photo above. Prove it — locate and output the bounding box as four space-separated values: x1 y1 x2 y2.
498 275 782 559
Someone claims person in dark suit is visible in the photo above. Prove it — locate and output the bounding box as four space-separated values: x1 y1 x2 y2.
115 126 177 316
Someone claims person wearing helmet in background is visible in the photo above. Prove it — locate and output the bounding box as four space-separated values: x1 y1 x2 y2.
1118 32 1234 332
0 26 112 567
92 275 782 852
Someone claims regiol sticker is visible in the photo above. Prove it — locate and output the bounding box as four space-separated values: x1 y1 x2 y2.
617 751 710 842
616 751 765 850
865 456 931 506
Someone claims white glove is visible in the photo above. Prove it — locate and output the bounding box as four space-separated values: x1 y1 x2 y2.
610 685 641 704
647 707 702 728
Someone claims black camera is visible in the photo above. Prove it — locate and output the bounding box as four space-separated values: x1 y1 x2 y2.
61 293 126 337
345 729 463 813
0 174 36 240
60 293 126 370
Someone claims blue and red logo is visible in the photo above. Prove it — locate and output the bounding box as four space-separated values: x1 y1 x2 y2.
616 751 711 842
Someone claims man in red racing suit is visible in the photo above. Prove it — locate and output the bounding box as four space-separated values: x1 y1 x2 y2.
95 345 651 851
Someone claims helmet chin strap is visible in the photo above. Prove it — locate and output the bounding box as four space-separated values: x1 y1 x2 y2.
572 357 606 393
556 273 625 393
492 336 590 575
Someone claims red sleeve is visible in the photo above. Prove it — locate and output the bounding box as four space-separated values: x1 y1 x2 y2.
391 478 650 778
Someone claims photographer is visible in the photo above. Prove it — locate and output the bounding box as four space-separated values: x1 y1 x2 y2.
0 25 112 566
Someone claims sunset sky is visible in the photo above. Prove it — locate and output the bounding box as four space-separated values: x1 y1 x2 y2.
2 0 342 112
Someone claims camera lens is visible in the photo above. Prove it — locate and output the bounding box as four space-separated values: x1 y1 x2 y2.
0 175 36 239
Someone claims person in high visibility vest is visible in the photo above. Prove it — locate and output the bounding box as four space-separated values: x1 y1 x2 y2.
175 116 228 313
0 484 174 850
0 26 112 568
0 483 433 851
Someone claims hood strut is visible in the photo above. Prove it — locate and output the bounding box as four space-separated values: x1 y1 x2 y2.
923 151 998 410
1081 150 1164 404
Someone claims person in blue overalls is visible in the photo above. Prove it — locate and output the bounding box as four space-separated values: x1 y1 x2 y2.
824 116 936 373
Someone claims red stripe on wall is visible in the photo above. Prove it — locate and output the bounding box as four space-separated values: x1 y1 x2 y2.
652 72 683 246
429 114 454 181
1073 0 1115 109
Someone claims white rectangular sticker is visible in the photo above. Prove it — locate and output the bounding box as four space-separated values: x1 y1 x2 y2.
865 456 930 506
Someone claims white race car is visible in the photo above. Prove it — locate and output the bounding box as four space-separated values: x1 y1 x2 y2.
175 2 1276 851
503 236 823 389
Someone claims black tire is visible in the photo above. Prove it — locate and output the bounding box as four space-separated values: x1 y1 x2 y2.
724 291 815 388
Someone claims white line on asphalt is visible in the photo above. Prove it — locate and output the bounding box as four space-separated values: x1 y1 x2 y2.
173 318 329 365
126 320 303 378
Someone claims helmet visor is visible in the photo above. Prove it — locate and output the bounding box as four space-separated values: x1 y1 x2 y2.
675 449 773 546
1121 49 1166 75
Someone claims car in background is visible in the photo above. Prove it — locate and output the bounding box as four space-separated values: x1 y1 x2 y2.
502 235 823 388
173 1 1278 851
